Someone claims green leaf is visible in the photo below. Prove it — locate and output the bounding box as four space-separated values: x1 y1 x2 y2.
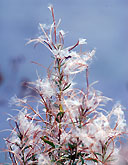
56 111 65 123
56 117 60 123
41 137 55 148
56 160 65 165
24 145 32 150
68 143 74 149
88 157 98 163
80 156 84 164
94 152 102 156
68 143 77 149
77 152 89 157
63 83 71 91
60 62 65 67
27 154 37 161
57 112 64 117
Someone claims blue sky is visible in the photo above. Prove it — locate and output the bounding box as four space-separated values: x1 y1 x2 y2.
0 0 128 162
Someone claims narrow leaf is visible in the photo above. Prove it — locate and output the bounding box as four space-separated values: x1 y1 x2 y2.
63 83 71 91
94 152 102 156
87 157 98 163
41 137 55 148
81 156 84 164
27 154 37 161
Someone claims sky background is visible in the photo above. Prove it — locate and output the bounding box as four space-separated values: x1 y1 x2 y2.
0 0 128 163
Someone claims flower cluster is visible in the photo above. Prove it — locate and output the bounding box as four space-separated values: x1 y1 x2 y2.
4 5 127 165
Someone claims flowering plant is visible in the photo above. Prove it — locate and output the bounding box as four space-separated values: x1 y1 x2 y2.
4 5 127 165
